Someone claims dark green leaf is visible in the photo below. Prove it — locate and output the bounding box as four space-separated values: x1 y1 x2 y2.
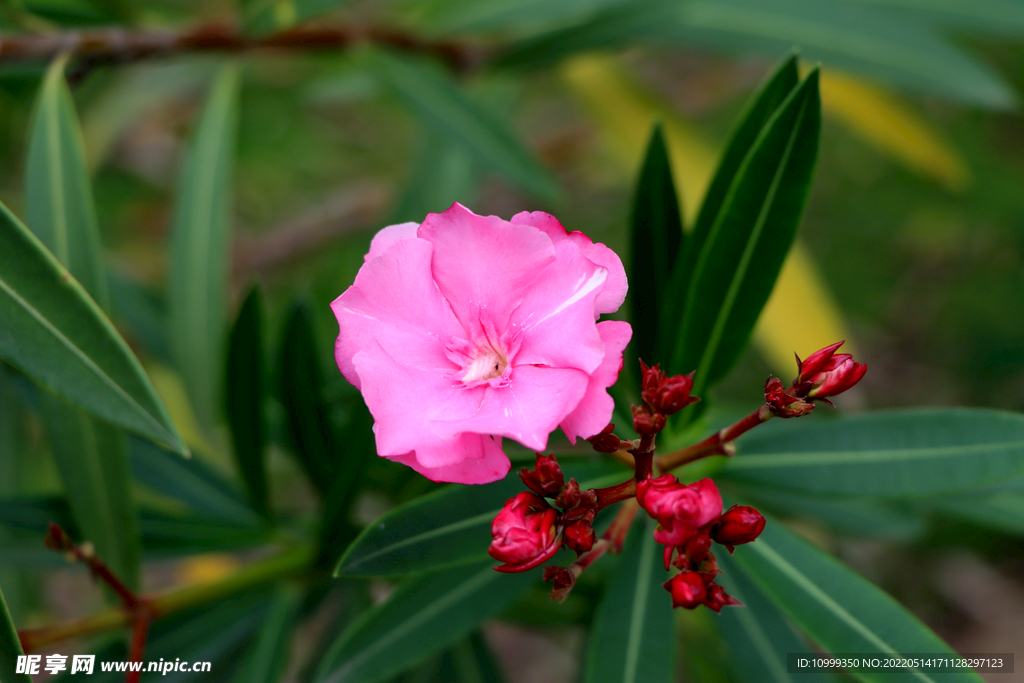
168 63 240 425
242 0 353 35
232 585 303 683
671 53 799 329
441 632 507 683
582 516 674 683
0 584 30 683
495 0 1016 108
365 49 558 202
139 510 268 554
926 491 1024 536
672 70 820 414
716 552 836 683
335 459 623 577
316 561 535 683
412 0 629 35
26 54 108 309
277 302 339 497
226 286 271 520
730 514 985 683
629 124 683 369
720 408 1024 498
130 437 261 527
846 0 1024 36
390 134 480 224
0 203 186 453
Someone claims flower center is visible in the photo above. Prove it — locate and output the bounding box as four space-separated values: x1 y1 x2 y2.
461 345 509 383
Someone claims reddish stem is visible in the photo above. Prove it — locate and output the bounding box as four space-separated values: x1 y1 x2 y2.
46 523 141 609
562 498 642 585
125 616 150 683
655 405 773 472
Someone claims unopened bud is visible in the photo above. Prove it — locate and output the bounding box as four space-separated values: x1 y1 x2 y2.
713 505 766 551
589 424 622 453
563 518 596 554
519 453 565 497
544 566 576 602
765 376 815 418
654 372 699 415
663 571 707 609
639 360 667 406
44 522 72 552
682 533 712 565
555 478 581 509
489 492 562 573
703 582 742 613
632 405 666 436
795 341 866 400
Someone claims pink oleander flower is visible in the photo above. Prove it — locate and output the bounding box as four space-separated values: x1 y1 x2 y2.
489 492 561 572
331 203 631 484
636 475 723 547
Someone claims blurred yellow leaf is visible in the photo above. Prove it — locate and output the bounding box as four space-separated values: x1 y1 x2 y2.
819 69 970 192
562 54 851 375
175 554 240 585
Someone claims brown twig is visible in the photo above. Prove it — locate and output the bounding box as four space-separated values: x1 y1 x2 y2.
655 404 773 472
0 22 490 74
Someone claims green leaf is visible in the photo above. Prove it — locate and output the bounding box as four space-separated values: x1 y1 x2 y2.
130 437 261 526
730 514 985 683
495 0 1016 109
365 49 558 202
226 286 271 520
139 510 268 555
846 0 1024 36
926 491 1024 536
720 408 1024 498
390 134 481 225
672 69 820 412
277 302 339 498
232 585 303 683
26 54 108 309
628 124 683 369
0 584 30 683
316 561 535 683
40 394 141 588
582 516 674 683
0 206 186 453
335 459 623 577
716 552 837 683
674 53 799 319
242 0 353 36
438 632 508 683
168 63 241 426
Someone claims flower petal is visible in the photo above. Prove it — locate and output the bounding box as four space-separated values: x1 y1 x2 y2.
419 203 556 335
511 210 627 315
332 237 462 389
560 320 632 443
364 222 420 262
388 433 509 484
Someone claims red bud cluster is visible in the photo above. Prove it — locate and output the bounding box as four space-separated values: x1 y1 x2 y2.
519 452 564 497
588 423 622 453
765 341 866 418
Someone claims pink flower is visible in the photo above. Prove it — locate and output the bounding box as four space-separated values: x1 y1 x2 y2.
794 341 866 399
636 475 723 547
489 492 561 572
331 204 630 484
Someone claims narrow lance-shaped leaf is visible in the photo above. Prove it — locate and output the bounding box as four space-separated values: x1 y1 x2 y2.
277 302 339 498
0 584 31 683
668 52 799 331
720 408 1024 498
716 552 838 683
629 124 683 369
0 193 185 454
26 54 141 590
365 49 559 202
232 585 303 683
226 286 271 520
673 69 821 421
583 516 674 683
335 459 624 577
730 513 985 683
169 63 241 427
316 561 535 683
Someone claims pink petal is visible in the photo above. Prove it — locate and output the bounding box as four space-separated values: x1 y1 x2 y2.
511 211 627 315
560 320 632 443
364 222 420 262
388 434 510 484
435 365 589 451
332 237 462 389
511 239 608 373
419 203 556 335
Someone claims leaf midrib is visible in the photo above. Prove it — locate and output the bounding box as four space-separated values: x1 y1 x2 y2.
730 438 1024 468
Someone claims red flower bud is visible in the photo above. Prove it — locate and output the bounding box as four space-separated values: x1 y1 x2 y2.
682 533 713 565
765 376 815 418
589 423 622 453
795 341 866 400
654 371 699 415
663 571 707 609
713 505 766 550
519 453 565 498
637 475 722 547
563 518 596 554
703 582 743 613
489 492 561 572
555 478 581 509
639 360 667 407
632 405 666 436
544 566 576 602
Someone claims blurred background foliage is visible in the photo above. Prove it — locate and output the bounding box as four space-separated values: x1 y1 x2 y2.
0 0 1023 681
